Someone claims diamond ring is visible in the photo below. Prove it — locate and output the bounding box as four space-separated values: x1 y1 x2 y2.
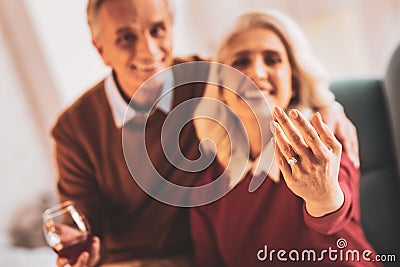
287 156 298 166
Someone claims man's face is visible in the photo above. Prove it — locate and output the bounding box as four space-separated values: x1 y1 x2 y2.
93 0 174 96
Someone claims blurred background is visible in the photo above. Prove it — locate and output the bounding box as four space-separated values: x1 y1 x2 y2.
0 0 399 265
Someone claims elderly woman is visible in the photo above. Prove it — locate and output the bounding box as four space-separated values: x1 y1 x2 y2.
191 10 380 267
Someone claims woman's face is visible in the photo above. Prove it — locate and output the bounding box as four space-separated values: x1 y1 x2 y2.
217 27 295 155
220 27 294 110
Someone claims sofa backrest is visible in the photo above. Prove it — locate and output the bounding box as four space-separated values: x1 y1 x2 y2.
332 80 396 173
331 79 400 266
384 43 400 177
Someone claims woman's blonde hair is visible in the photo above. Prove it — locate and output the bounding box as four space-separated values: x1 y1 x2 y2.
195 9 335 172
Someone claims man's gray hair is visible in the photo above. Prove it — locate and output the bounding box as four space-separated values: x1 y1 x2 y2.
86 0 175 39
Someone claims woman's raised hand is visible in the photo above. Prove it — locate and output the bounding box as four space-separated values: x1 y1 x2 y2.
271 107 344 217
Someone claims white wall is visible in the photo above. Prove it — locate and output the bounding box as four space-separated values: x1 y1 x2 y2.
0 12 54 244
173 0 400 79
23 0 110 106
20 0 400 108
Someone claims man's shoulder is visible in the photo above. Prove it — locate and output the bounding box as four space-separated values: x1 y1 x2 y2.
51 79 108 136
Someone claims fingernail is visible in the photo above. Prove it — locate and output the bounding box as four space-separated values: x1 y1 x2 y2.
271 137 276 145
273 106 283 116
270 121 276 133
316 112 322 120
289 109 298 119
83 252 89 261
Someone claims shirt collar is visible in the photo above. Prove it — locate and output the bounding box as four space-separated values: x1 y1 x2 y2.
104 71 174 128
227 140 280 189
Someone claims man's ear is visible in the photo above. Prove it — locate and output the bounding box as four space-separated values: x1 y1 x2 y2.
92 38 110 65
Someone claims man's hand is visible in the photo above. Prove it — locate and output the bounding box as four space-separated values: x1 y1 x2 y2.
318 102 360 168
56 236 101 267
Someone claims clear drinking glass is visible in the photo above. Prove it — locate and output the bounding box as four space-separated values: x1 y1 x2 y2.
42 201 92 265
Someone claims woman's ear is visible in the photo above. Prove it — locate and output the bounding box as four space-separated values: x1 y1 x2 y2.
288 75 300 107
291 75 299 98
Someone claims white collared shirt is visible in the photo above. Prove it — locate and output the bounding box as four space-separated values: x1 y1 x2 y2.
227 140 281 189
104 71 174 128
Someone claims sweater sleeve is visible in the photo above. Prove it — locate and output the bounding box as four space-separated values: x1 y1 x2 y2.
52 116 105 237
303 152 360 235
190 207 226 267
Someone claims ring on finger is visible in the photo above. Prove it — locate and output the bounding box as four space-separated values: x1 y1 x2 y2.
287 156 298 166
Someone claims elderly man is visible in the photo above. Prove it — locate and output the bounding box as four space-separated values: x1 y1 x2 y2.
53 0 208 266
53 0 359 266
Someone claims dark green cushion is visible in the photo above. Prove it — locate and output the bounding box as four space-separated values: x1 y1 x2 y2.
331 79 396 173
331 79 400 266
384 44 400 176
